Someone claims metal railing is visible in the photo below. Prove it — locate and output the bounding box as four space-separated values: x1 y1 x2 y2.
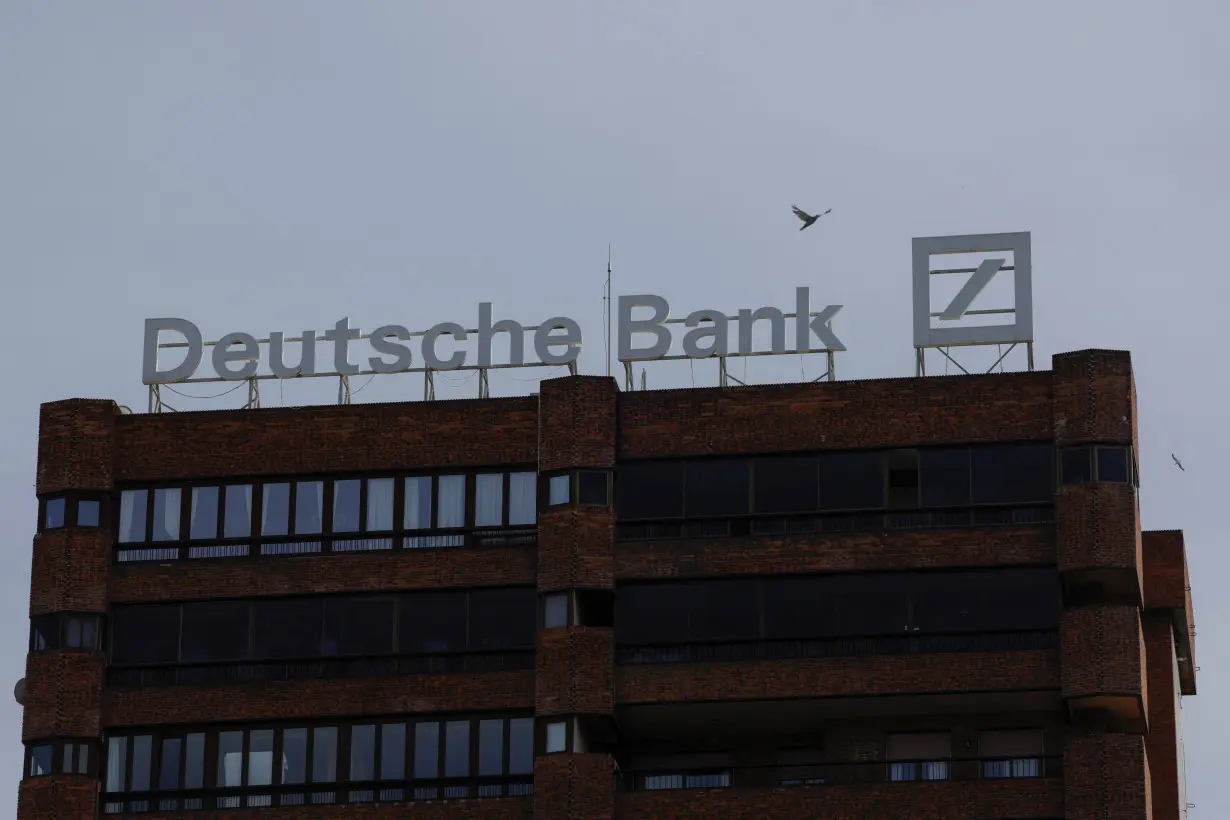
617 504 1053 542
616 756 1062 793
107 649 535 688
102 774 534 814
616 629 1058 665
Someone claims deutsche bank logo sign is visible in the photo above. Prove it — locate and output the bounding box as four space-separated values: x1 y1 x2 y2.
912 232 1033 348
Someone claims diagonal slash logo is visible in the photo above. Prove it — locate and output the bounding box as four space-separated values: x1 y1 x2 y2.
938 258 1006 321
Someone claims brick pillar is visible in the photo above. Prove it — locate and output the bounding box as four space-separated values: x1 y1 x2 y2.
19 400 117 820
534 376 618 819
1064 730 1152 820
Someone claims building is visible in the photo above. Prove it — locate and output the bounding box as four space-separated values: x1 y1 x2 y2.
19 348 1195 820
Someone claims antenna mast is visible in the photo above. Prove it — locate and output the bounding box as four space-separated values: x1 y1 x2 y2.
604 245 612 378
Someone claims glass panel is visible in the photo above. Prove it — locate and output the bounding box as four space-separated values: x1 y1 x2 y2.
970 444 1053 504
78 499 101 527
543 594 569 629
616 584 689 644
77 744 90 775
312 727 338 783
65 617 83 648
437 475 465 528
190 487 220 539
159 738 182 789
223 485 253 538
30 614 57 651
404 477 432 529
508 718 534 775
44 498 66 529
413 723 439 778
333 479 361 533
323 596 395 656
81 616 98 650
217 731 243 787
617 461 684 519
399 592 467 653
151 488 182 541
105 737 126 792
367 478 395 531
763 577 837 639
469 588 536 649
181 601 250 662
689 580 759 640
28 744 52 777
254 598 324 659
911 572 984 632
1097 447 1130 483
1060 447 1092 485
184 734 205 789
818 452 884 510
546 721 567 753
262 483 290 536
508 472 537 526
920 448 972 507
548 474 570 505
110 605 179 665
380 724 406 780
281 729 308 785
131 735 153 791
249 730 274 786
685 460 748 516
350 725 376 781
475 473 504 526
119 490 148 543
444 721 470 777
295 481 324 534
753 456 818 514
837 574 910 636
62 743 73 774
478 720 504 776
579 471 609 505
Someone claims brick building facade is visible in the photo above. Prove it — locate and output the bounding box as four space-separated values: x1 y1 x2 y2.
18 348 1195 819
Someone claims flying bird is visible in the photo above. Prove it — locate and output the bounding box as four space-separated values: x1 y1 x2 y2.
1171 454 1185 472
792 205 832 231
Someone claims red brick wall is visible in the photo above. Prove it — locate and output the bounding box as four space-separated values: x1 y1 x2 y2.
1064 730 1151 820
1052 350 1135 445
533 753 614 820
535 628 614 717
616 650 1059 705
106 798 533 820
1056 483 1141 582
36 399 117 494
30 530 112 615
21 653 104 742
16 777 99 820
615 525 1055 580
537 376 617 471
1142 612 1179 820
537 508 614 592
1060 606 1144 703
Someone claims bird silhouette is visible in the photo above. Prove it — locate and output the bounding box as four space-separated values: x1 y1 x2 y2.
1171 454 1185 472
792 205 832 231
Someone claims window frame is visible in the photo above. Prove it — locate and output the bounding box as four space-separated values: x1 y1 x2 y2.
38 492 109 533
29 612 103 653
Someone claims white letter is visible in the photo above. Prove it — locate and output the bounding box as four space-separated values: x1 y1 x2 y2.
796 287 846 351
368 325 414 373
478 303 525 367
618 295 671 360
142 318 202 384
737 307 786 354
422 322 467 370
269 330 316 378
322 317 361 375
534 318 582 365
682 310 728 358
212 332 260 380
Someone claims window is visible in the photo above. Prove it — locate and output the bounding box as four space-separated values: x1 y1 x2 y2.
545 721 568 754
542 593 570 629
63 614 99 650
469 588 536 649
381 724 406 780
837 574 910 636
110 605 179 665
688 580 759 641
616 584 689 645
445 721 470 777
295 481 324 534
1060 447 1092 485
181 601 250 662
478 720 504 776
753 456 818 514
1096 446 1131 484
323 596 395 656
508 718 534 774
159 738 182 789
508 473 537 525
413 723 439 779
919 448 971 507
190 487 220 539
130 734 153 791
118 490 148 543
44 498 66 529
217 730 243 787
475 474 504 526
971 444 1052 504
578 471 611 506
30 613 101 652
151 488 181 541
979 729 1044 778
26 744 52 777
438 476 466 528
283 729 308 784
30 615 58 651
684 460 748 517
887 733 950 781
223 485 253 538
399 592 467 654
313 727 339 783
78 499 101 527
886 450 919 509
334 480 362 532
262 483 290 535
617 461 684 519
548 475 570 506
350 725 376 782
763 577 836 640
254 598 323 659
367 478 395 531
818 452 884 510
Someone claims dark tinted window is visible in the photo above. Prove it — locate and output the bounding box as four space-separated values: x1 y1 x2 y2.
763 577 837 639
886 450 920 509
818 452 884 510
111 605 180 665
578 471 610 506
753 456 818 514
469 588 536 649
181 601 250 662
978 568 1059 630
30 615 58 652
920 448 971 507
1060 447 1092 485
689 580 759 640
837 574 909 635
324 596 395 655
78 499 101 527
911 572 985 632
616 584 689 644
399 592 467 653
971 444 1053 504
254 598 323 659
617 462 685 519
1097 447 1130 483
44 498 66 529
685 459 750 517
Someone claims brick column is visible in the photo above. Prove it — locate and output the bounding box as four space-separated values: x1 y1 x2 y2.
534 376 618 820
1064 730 1152 820
19 400 117 820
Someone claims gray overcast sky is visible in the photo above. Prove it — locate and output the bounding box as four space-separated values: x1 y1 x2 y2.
1 0 1226 812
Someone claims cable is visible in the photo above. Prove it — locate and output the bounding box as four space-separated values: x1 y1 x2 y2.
163 381 247 400
349 374 378 396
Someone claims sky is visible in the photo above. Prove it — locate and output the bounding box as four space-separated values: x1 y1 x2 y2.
1 0 1226 813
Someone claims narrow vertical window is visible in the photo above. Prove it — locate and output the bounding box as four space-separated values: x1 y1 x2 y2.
44 498 66 529
77 499 101 527
508 472 537 525
151 488 181 541
350 725 376 782
217 731 243 787
475 474 504 526
543 594 569 629
508 718 534 775
295 482 324 534
76 744 90 775
159 738 182 790
130 735 153 791
62 744 73 775
119 490 147 543
282 729 308 785
106 737 127 792
184 734 205 790
223 485 253 538
438 476 466 528
444 721 470 777
404 477 432 530
546 721 568 754
478 720 504 776
248 730 274 787
333 480 362 533
27 745 52 777
262 483 290 536
380 724 406 781
548 475 570 506
367 478 395 531
190 487 220 539
312 727 338 783
414 723 440 778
